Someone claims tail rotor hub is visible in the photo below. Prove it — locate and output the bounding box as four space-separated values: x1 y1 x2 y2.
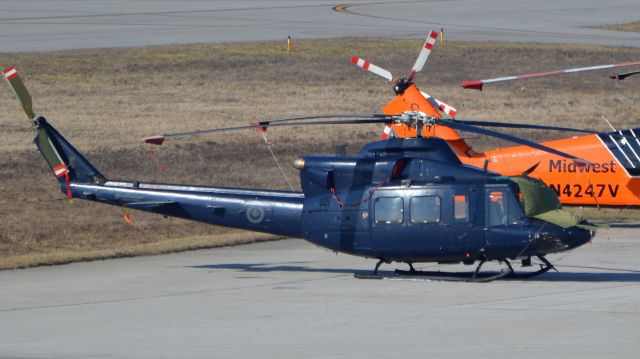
393 78 412 95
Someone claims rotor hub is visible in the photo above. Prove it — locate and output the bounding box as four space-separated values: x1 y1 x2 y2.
393 78 412 95
395 111 437 127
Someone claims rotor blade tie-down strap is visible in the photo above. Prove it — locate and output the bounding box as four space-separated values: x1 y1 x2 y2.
329 178 390 208
146 147 168 172
123 209 133 224
259 131 295 191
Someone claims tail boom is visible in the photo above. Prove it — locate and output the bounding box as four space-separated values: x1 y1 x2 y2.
71 181 304 237
36 118 304 236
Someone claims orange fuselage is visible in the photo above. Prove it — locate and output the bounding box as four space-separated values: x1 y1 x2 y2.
382 84 640 207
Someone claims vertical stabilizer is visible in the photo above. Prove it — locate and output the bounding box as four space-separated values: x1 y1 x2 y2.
3 67 106 198
33 116 105 185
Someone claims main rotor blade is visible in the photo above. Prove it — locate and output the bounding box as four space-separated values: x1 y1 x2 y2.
262 113 389 123
3 67 35 119
420 91 457 117
610 70 640 80
143 117 391 145
438 118 586 163
411 31 438 74
351 56 394 82
453 119 595 134
462 60 640 90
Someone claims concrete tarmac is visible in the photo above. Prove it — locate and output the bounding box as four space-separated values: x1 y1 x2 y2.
1 227 640 358
1 0 640 52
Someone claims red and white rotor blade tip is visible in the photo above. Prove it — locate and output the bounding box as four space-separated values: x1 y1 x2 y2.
3 66 18 80
351 56 394 82
411 31 438 73
462 60 640 90
3 66 36 119
420 91 457 117
381 125 394 140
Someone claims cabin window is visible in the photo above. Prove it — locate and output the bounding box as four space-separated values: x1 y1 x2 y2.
488 190 524 226
374 197 404 224
410 196 440 223
453 194 468 221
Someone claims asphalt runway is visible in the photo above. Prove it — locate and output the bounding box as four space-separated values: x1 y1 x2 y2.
1 227 640 358
1 0 640 52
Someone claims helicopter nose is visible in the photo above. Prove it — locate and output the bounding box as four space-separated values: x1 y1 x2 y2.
531 224 593 253
559 226 594 250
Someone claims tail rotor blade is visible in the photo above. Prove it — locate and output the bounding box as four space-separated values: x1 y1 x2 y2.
420 91 457 117
3 67 35 119
351 56 394 82
411 31 438 75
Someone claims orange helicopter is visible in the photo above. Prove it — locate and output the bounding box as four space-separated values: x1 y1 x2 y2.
351 31 640 207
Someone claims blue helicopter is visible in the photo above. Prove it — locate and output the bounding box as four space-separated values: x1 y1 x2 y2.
4 67 596 281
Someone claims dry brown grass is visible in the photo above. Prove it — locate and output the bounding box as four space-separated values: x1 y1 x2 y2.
592 22 640 33
1 39 640 269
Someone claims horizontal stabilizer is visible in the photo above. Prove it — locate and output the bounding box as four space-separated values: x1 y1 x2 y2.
125 201 181 211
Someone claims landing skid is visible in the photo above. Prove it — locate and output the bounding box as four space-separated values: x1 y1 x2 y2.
507 256 556 279
355 256 555 282
355 269 511 282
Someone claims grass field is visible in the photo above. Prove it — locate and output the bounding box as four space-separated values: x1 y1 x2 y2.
1 39 640 269
593 22 640 33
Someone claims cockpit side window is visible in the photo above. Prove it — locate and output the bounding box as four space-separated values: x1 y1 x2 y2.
487 189 525 227
506 192 525 224
374 197 404 224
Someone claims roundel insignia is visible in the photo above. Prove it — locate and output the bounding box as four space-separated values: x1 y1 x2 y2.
246 207 265 224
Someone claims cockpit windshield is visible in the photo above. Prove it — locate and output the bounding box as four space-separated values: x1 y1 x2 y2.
491 176 594 230
508 176 561 216
487 189 525 226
